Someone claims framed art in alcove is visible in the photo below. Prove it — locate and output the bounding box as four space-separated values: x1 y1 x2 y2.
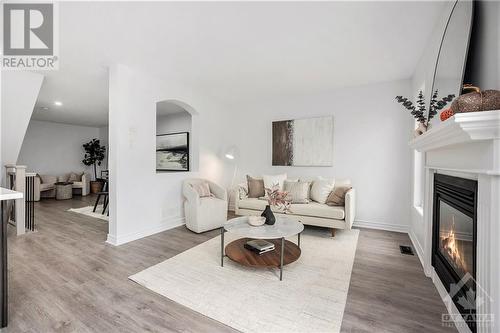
156 132 189 172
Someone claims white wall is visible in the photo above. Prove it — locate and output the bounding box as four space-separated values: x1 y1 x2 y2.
1 71 44 181
225 80 413 232
409 1 458 258
17 120 106 178
108 64 228 245
109 63 413 245
157 112 192 134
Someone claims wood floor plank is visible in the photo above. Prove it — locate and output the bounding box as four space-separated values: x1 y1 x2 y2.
5 196 454 332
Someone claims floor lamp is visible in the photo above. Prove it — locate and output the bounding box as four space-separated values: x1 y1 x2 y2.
224 146 239 188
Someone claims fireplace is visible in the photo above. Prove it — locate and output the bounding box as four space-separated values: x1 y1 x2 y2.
432 174 477 332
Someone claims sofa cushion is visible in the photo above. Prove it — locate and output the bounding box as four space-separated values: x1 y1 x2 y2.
58 174 70 182
310 178 335 204
40 183 55 191
239 198 268 211
263 174 287 193
247 176 265 198
39 174 56 184
289 202 345 220
239 199 345 220
284 181 310 203
326 186 352 206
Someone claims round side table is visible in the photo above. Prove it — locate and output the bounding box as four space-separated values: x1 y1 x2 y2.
55 182 73 200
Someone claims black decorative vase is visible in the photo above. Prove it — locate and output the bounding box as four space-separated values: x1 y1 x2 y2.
261 205 276 225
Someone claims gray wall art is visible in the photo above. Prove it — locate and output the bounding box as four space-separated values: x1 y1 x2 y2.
272 116 333 166
156 132 189 171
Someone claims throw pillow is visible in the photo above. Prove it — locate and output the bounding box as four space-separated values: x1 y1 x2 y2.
238 183 248 200
284 181 310 204
68 172 79 182
247 175 265 198
39 174 53 184
263 174 287 194
310 178 335 204
58 174 70 183
191 182 213 198
326 186 352 206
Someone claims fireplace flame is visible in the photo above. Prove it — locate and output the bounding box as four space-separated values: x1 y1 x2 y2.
441 216 467 272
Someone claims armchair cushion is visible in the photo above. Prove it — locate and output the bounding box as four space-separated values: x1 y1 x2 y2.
191 182 213 198
68 172 84 182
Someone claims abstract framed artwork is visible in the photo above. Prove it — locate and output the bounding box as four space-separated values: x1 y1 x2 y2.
156 132 190 172
272 116 333 166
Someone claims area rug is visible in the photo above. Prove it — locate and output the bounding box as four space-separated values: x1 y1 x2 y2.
67 205 109 221
130 227 359 333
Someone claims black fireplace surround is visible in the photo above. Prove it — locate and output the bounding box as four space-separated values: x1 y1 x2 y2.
433 174 477 332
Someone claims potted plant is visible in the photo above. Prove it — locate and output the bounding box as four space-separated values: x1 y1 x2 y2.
82 138 106 193
395 90 455 137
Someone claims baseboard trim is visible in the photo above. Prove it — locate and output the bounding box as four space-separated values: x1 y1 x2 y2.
431 268 471 333
106 216 185 246
353 219 409 233
408 229 426 271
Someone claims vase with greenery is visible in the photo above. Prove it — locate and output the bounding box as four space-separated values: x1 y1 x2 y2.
82 139 106 193
395 90 455 136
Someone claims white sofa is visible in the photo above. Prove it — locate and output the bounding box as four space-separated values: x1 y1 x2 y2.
183 179 228 233
235 179 355 236
34 172 90 201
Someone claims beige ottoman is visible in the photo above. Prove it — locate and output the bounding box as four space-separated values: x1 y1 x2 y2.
55 182 73 200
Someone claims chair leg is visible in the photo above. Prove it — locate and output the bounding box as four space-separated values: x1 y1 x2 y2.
102 196 108 214
331 228 336 237
93 194 101 212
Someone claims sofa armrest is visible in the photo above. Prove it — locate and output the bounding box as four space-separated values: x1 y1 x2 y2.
208 181 227 202
234 183 248 212
182 182 200 206
34 176 41 201
345 188 356 229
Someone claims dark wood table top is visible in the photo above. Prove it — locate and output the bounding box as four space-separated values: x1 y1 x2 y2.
225 238 301 268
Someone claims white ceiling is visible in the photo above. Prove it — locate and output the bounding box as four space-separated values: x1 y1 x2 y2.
32 1 446 127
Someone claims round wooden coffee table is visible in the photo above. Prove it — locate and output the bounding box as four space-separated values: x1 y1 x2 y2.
221 216 304 280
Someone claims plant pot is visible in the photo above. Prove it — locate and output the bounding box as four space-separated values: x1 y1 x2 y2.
414 122 427 137
261 205 276 225
90 181 103 194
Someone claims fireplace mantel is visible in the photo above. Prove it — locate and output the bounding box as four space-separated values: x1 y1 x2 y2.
407 110 500 332
409 110 500 153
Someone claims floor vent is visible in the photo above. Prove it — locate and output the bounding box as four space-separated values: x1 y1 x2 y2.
399 245 414 255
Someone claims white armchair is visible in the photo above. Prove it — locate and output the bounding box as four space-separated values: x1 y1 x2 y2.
183 179 228 233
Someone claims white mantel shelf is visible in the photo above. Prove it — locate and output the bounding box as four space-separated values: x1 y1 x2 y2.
409 110 500 152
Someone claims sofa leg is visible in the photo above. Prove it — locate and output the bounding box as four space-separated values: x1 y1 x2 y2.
331 228 336 237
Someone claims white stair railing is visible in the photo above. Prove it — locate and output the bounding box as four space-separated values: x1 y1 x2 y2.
4 165 27 235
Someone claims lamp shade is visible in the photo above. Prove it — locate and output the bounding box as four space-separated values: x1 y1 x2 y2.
224 146 238 161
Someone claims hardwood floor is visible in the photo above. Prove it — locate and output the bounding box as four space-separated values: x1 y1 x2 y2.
5 196 455 332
